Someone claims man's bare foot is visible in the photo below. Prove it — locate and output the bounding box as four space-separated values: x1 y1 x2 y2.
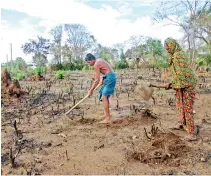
99 119 112 124
100 115 105 120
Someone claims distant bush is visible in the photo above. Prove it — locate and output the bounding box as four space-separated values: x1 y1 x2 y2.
74 60 85 70
150 54 170 69
82 65 89 71
196 58 204 66
50 60 87 71
197 54 211 66
63 63 73 70
56 70 65 79
155 58 169 68
115 59 128 69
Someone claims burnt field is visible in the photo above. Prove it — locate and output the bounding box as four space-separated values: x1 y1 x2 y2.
1 68 211 175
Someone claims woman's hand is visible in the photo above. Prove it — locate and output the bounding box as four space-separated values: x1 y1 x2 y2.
165 83 172 90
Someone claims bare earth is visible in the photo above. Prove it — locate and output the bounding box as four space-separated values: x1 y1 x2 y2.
1 68 211 175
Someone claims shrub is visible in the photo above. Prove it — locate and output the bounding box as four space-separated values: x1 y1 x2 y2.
156 58 169 68
9 69 25 80
197 54 211 66
56 70 65 79
115 59 128 69
74 61 84 70
50 61 87 71
197 58 204 66
16 72 25 80
82 65 90 71
34 66 46 76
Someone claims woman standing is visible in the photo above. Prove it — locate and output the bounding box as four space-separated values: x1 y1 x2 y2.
164 38 198 141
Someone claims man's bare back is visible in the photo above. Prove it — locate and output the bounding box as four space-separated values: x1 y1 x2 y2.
85 54 114 98
94 59 112 75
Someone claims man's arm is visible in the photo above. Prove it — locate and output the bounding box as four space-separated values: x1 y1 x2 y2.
88 64 101 96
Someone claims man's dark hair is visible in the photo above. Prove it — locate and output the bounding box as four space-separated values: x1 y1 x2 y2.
85 53 96 61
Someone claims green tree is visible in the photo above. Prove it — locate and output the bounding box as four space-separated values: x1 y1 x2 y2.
62 44 72 63
120 49 126 60
195 5 211 51
64 24 95 60
96 45 116 63
33 54 48 67
14 57 27 70
155 0 211 61
125 48 133 58
50 25 63 64
125 35 145 58
145 38 164 59
22 36 50 66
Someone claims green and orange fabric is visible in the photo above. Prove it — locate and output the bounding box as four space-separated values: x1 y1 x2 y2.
164 38 197 89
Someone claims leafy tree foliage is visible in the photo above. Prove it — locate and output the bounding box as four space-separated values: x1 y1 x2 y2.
22 36 50 66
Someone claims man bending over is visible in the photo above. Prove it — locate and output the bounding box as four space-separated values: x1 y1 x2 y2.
85 53 117 124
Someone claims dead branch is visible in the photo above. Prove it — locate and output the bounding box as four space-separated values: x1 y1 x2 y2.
9 147 21 168
144 127 151 140
13 120 19 137
66 150 69 161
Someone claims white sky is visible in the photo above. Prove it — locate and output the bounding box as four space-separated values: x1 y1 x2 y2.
0 0 184 64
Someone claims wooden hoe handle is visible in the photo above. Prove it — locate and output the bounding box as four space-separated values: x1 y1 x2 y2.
65 83 102 115
149 83 167 89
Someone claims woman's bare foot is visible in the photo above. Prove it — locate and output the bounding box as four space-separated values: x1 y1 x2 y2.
182 134 198 141
169 122 184 131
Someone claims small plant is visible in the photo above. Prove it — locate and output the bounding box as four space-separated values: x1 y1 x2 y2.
16 72 25 80
56 70 65 79
34 66 46 76
34 67 42 76
65 86 73 94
